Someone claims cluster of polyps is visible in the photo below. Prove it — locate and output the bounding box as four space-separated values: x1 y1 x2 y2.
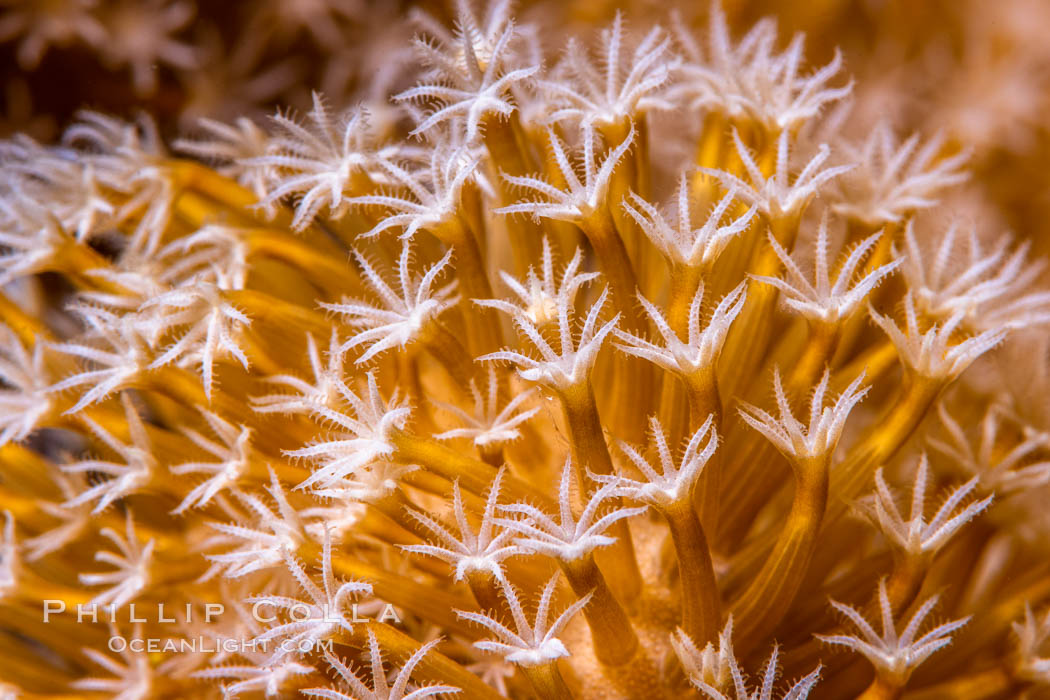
1 1 1050 699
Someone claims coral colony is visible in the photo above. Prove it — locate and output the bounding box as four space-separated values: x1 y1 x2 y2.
3 0 1050 698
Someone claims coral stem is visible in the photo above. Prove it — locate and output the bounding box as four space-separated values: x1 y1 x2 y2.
825 376 942 524
684 366 723 537
521 662 576 700
579 209 641 330
719 322 839 546
579 206 655 443
664 499 722 645
433 216 502 354
856 675 902 700
419 321 477 389
391 431 553 507
561 553 640 667
730 455 828 655
559 380 642 598
718 213 801 401
482 112 544 271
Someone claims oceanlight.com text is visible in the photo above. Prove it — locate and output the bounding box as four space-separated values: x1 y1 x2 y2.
106 635 335 656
